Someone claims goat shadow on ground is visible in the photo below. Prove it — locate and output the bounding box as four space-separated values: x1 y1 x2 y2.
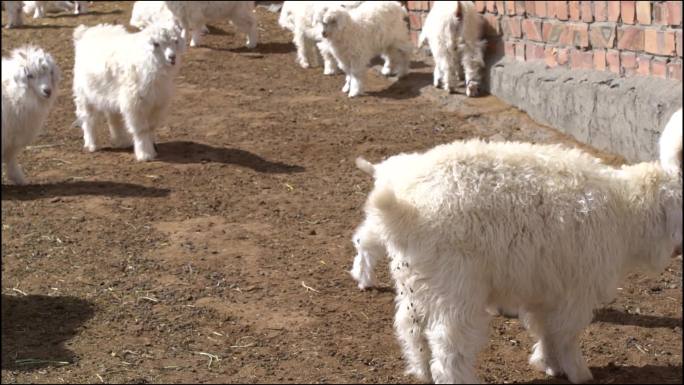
514 364 682 384
223 42 296 55
366 71 433 100
592 308 682 329
154 141 305 174
1 181 170 201
41 9 123 18
4 24 67 29
1 294 96 371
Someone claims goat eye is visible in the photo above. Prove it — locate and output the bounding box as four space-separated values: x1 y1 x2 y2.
153 42 160 48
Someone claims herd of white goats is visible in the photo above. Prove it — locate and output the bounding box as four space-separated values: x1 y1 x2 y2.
1 1 682 384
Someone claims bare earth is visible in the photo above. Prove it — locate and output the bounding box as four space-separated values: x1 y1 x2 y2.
1 2 681 384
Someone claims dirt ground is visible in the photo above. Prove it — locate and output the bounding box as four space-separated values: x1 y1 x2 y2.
1 2 681 384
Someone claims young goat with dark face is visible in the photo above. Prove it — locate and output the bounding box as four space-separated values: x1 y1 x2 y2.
72 22 186 161
2 46 61 184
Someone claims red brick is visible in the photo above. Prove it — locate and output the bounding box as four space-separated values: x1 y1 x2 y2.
535 1 547 17
496 1 506 14
522 19 543 41
667 61 682 80
606 49 621 73
645 29 677 56
515 1 526 15
515 42 525 61
487 1 497 13
590 23 617 48
524 1 535 16
594 49 607 71
636 1 651 25
570 49 593 69
559 23 590 48
637 54 651 76
483 14 501 36
505 41 516 57
617 26 645 51
594 1 607 21
410 30 420 46
556 47 570 65
654 2 668 25
543 20 560 41
651 57 668 78
409 13 423 30
620 51 638 75
527 43 546 60
556 1 569 20
475 1 487 13
677 31 683 57
545 46 558 67
581 1 593 22
667 1 682 25
506 0 516 15
621 1 635 24
502 16 522 38
607 1 621 22
569 1 581 20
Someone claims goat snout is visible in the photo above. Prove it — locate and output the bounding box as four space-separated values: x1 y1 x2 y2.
41 87 52 98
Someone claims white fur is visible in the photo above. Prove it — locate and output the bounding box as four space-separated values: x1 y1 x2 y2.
2 46 61 184
130 1 208 34
314 1 413 97
418 1 485 96
163 1 257 48
23 1 88 18
279 1 361 74
660 108 682 176
4 1 24 28
352 133 682 383
72 22 185 161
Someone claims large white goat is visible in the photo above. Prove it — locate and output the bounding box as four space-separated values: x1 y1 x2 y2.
279 1 361 74
23 1 88 18
130 1 208 34
3 1 24 28
314 1 413 97
351 117 682 383
418 1 485 96
72 22 185 161
163 1 257 48
2 46 61 184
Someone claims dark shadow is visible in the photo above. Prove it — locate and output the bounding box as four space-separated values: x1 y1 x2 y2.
6 24 67 29
409 60 430 69
592 308 682 329
514 364 682 384
42 9 123 18
1 294 96 371
366 72 433 100
155 141 305 173
223 42 296 54
1 181 170 200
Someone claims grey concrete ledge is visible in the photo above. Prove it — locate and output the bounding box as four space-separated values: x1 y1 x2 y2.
486 60 682 162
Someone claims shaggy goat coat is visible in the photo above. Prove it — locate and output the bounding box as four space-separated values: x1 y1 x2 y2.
352 127 682 383
2 46 61 184
163 1 257 48
23 1 88 18
314 1 413 97
418 1 485 96
72 22 185 161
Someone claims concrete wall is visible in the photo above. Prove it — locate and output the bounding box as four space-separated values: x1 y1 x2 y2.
407 1 683 162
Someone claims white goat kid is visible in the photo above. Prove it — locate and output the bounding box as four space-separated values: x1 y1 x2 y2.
3 1 24 28
23 1 88 18
279 1 361 74
2 46 61 184
418 1 485 96
315 1 413 97
352 122 682 383
163 1 257 48
130 1 209 34
72 22 185 161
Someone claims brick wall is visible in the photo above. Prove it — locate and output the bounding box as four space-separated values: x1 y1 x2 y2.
407 1 683 80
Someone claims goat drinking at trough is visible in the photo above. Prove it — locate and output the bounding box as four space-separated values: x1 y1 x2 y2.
72 21 185 161
351 115 682 383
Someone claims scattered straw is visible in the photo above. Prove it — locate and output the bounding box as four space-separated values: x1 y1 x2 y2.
301 281 319 293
